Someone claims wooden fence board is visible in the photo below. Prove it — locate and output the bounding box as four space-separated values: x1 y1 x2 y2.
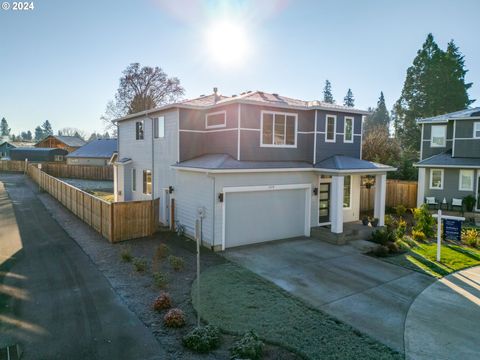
360 179 418 212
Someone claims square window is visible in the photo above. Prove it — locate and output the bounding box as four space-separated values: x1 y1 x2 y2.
261 112 297 147
430 169 444 189
459 170 474 191
474 122 480 139
431 125 446 147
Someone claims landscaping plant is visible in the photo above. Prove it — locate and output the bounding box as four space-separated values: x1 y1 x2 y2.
402 236 418 248
153 292 172 311
155 243 170 259
120 247 133 262
395 205 407 218
168 255 185 271
412 230 427 242
183 325 221 353
395 218 407 239
395 239 411 252
462 228 479 248
164 308 186 328
230 330 264 360
413 205 435 238
370 228 395 245
463 195 476 212
132 257 148 272
152 271 168 288
373 245 390 257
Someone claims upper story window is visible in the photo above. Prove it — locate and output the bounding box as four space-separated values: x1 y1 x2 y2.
325 115 336 143
143 169 152 195
153 116 165 138
136 120 144 140
344 117 354 143
205 111 226 129
474 122 480 139
430 125 446 147
261 111 297 147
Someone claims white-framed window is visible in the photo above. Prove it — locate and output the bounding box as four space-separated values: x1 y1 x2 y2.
429 169 444 190
343 175 352 208
132 168 136 192
261 111 297 147
136 120 144 140
54 155 64 162
325 115 336 142
430 125 446 147
205 111 226 129
344 117 354 143
459 169 474 191
143 169 152 195
474 122 480 139
153 116 165 138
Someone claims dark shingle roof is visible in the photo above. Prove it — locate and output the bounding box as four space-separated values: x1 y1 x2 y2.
314 155 394 171
416 150 480 167
66 139 118 159
417 107 480 123
11 147 66 153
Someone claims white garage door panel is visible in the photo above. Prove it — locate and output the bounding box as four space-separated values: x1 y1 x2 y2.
225 189 306 248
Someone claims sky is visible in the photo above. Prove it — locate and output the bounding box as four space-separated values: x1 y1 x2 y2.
1 0 479 136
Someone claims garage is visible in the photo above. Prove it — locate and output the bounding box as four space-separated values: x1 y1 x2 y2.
222 184 311 249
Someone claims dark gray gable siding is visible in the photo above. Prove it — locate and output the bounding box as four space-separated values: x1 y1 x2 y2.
421 122 454 160
454 120 480 158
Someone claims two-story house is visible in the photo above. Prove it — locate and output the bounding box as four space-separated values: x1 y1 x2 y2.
415 107 480 211
113 89 394 250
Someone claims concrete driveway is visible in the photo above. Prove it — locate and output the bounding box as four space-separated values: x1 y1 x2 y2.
224 238 434 353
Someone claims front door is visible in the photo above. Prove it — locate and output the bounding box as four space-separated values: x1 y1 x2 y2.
319 183 330 223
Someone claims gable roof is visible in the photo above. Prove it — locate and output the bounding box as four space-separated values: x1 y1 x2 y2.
314 155 395 171
37 135 87 147
415 150 480 168
417 107 480 124
66 138 118 159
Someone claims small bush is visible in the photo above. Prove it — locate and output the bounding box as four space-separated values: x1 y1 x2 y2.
155 244 170 259
183 325 221 353
133 257 147 272
395 239 411 252
230 331 263 360
168 255 185 271
370 228 395 245
373 245 389 257
120 247 133 262
395 205 407 218
384 214 397 231
412 230 426 242
153 272 168 288
462 228 479 248
387 241 399 254
164 308 186 328
153 292 172 311
403 236 418 248
395 218 407 239
413 204 435 238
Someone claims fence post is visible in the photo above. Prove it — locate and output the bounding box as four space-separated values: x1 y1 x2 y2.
110 203 115 242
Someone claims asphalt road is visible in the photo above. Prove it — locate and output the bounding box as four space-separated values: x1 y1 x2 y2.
0 173 164 360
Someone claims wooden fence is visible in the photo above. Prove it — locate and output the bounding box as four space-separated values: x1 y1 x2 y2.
27 165 158 242
0 160 27 172
360 179 418 212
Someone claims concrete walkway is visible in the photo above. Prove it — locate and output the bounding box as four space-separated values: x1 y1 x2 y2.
225 238 434 353
404 266 480 360
0 174 164 360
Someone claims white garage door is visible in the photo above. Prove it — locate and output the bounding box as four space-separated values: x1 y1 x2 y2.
224 186 310 249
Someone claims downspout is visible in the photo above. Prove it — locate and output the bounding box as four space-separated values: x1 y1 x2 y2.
151 116 155 200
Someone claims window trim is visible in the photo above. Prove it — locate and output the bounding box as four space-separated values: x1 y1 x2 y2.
474 122 480 139
459 169 474 191
135 120 145 140
153 116 165 139
429 168 444 190
205 111 227 129
325 115 337 143
260 110 298 148
143 169 152 195
132 168 136 192
343 175 352 209
343 116 354 143
430 125 446 147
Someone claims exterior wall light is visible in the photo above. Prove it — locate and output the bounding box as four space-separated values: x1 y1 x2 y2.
313 187 318 196
218 193 224 202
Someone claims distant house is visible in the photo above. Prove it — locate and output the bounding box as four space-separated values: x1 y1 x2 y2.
35 135 86 153
10 147 68 162
0 141 35 159
66 138 118 166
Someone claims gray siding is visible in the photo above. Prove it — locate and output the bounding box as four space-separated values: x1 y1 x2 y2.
421 123 453 160
423 168 479 202
453 120 480 158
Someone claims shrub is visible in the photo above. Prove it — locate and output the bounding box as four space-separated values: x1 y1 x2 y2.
153 272 168 288
384 214 397 231
164 308 186 328
395 205 407 218
395 239 411 252
230 331 263 360
395 218 407 239
370 228 395 245
120 247 133 262
463 195 476 212
133 257 147 272
155 244 170 259
402 236 418 248
168 255 185 271
373 245 390 257
153 292 172 311
183 325 221 353
412 230 426 242
413 204 435 238
387 241 399 254
462 228 479 248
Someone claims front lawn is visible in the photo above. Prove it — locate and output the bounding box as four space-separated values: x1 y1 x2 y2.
193 262 401 360
383 241 480 278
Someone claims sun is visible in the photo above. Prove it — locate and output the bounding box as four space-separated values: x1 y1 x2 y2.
205 20 250 68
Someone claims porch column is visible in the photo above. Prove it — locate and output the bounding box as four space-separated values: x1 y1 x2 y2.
330 175 344 233
417 168 426 207
374 173 386 227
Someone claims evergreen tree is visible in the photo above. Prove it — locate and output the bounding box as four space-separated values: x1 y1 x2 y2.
1 117 10 137
103 131 110 139
41 120 53 137
20 130 33 140
364 92 391 133
394 34 474 151
343 88 355 107
88 133 99 142
323 80 334 104
34 126 44 141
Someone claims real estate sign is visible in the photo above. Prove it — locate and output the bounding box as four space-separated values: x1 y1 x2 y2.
443 219 462 241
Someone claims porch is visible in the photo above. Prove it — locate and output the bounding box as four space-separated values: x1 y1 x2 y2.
311 221 379 244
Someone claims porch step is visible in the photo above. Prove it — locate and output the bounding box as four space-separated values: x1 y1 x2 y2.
311 223 378 245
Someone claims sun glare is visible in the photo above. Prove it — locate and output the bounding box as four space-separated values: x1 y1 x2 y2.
205 20 250 68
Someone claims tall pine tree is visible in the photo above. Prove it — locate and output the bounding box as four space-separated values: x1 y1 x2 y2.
1 118 10 137
343 89 355 107
394 33 474 151
364 92 390 133
41 120 53 137
323 80 334 104
34 126 44 141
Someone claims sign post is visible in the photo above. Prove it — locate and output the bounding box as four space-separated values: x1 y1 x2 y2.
433 210 465 262
195 207 205 327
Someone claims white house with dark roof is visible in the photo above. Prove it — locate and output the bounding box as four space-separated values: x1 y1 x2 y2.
113 89 395 250
66 138 118 166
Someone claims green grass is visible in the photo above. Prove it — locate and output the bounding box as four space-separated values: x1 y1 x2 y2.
383 242 480 278
85 190 114 202
193 263 401 360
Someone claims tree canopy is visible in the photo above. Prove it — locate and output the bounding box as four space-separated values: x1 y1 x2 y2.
41 120 53 137
323 80 334 104
343 89 355 107
364 92 390 133
1 118 10 137
34 126 44 141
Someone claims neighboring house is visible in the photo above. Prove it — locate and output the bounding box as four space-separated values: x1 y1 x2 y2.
35 135 86 153
10 147 68 162
0 141 35 159
415 107 480 211
113 89 395 250
66 138 118 166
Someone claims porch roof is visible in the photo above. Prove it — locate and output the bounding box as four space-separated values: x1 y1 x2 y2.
415 150 480 168
314 155 395 173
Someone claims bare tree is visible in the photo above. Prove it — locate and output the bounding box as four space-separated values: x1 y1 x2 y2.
58 127 87 140
101 63 185 131
362 125 401 166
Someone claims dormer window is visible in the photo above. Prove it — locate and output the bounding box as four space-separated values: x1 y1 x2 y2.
261 111 297 147
431 125 446 147
474 122 480 139
206 111 226 129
